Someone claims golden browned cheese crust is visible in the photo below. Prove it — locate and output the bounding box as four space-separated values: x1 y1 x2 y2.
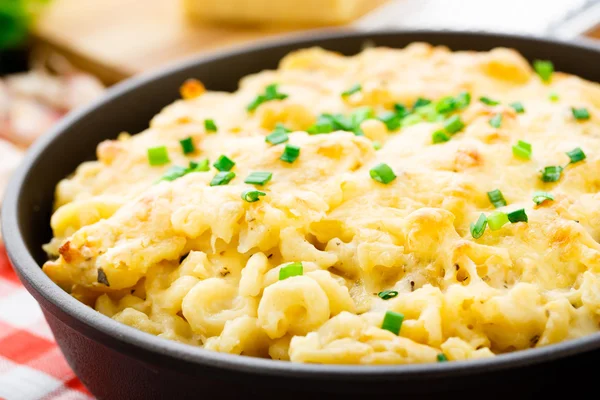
43 43 600 363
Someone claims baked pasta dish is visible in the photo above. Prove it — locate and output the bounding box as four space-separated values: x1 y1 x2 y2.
43 43 600 364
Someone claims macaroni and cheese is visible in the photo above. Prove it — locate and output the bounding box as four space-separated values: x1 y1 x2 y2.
43 43 600 364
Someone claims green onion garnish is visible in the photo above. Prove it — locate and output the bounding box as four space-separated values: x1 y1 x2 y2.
372 141 382 150
432 130 450 144
341 83 361 97
532 191 554 205
378 290 399 300
147 146 170 166
244 171 272 186
204 119 217 132
533 60 554 83
179 137 195 154
188 159 210 172
381 310 404 335
378 111 401 131
566 147 586 164
394 103 408 116
480 96 499 106
265 123 290 145
280 144 300 163
369 163 396 184
487 189 507 208
456 91 471 109
279 262 303 280
549 92 559 102
247 83 288 112
470 213 487 239
350 107 375 134
241 189 266 203
444 115 465 134
512 140 532 160
437 353 448 362
541 165 563 182
401 113 423 127
487 211 509 231
413 98 431 109
160 166 187 182
507 208 528 223
210 171 235 186
510 102 525 113
435 96 458 114
213 155 235 171
489 113 502 128
572 107 590 121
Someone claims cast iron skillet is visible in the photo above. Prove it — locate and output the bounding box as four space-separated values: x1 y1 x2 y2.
3 30 600 399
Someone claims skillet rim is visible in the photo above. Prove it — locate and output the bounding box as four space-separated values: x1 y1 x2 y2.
4 28 600 380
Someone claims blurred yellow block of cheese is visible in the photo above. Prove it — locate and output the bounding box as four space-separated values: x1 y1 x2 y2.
183 0 389 26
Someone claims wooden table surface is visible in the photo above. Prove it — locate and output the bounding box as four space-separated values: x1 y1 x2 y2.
33 0 313 84
33 0 600 85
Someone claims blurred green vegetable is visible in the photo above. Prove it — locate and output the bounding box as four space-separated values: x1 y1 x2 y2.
0 0 51 49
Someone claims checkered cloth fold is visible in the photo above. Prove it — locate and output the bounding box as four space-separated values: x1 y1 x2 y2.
0 247 92 400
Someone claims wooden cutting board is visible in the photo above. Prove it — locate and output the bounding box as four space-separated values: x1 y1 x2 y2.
32 0 317 84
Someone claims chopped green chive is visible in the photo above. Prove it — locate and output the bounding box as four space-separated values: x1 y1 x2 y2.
213 155 235 171
147 146 170 166
432 130 450 144
179 137 195 154
510 102 525 113
572 107 590 121
372 141 382 150
549 92 559 102
244 171 272 186
541 165 563 182
188 159 210 172
280 144 300 163
160 166 187 182
378 290 399 300
435 96 458 114
210 171 235 186
381 310 404 335
444 115 465 134
487 189 507 208
241 189 266 203
507 208 528 223
456 91 471 109
487 211 509 231
378 111 401 131
401 113 423 127
369 163 396 184
532 191 554 205
204 119 217 132
512 140 532 160
266 123 290 145
437 353 448 362
279 262 303 280
394 103 408 117
413 98 432 109
566 147 586 164
480 96 499 106
247 83 288 112
489 113 502 128
533 60 554 83
415 103 442 122
470 213 487 239
341 83 361 97
350 107 375 133
307 122 334 135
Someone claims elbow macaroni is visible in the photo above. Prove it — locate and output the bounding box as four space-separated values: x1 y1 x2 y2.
43 44 600 364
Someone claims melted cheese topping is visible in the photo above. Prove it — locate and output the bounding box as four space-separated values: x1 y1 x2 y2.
43 43 600 364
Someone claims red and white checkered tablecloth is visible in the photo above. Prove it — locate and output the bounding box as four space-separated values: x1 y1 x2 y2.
0 247 93 400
